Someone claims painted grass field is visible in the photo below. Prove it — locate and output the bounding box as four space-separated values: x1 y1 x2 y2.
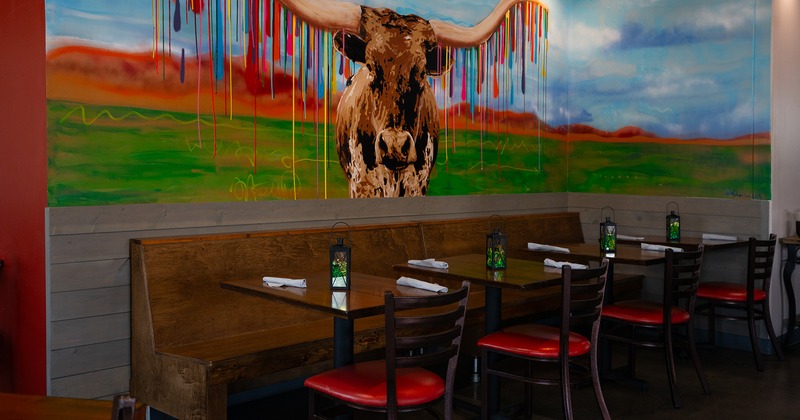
46 101 770 206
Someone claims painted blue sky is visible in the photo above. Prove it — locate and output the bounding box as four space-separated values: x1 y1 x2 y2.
45 0 771 139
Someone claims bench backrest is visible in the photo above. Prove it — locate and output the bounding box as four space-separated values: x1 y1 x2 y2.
132 212 583 351
132 223 426 350
420 212 585 260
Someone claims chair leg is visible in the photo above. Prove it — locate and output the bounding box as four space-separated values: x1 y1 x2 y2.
763 302 785 361
747 307 765 372
663 327 682 409
480 349 490 420
688 321 712 395
307 389 315 420
561 358 573 420
707 303 717 346
591 345 611 420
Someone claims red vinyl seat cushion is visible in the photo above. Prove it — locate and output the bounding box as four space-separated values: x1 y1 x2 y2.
477 324 591 358
697 282 766 302
602 300 690 325
303 360 444 408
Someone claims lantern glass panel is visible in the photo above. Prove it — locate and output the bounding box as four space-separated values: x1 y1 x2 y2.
330 238 351 290
600 217 617 254
486 228 507 270
666 211 681 241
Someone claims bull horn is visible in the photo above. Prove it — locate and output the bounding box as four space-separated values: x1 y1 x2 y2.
430 0 549 48
278 0 361 33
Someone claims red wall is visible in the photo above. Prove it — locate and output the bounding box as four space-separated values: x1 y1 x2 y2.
0 1 48 393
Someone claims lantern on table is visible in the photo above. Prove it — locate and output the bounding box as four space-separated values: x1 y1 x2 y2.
599 206 617 255
330 223 351 290
666 201 681 241
486 217 507 270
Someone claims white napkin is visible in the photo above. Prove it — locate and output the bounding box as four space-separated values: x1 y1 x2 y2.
702 233 737 241
408 258 449 269
543 258 588 270
617 234 645 241
527 242 570 253
397 276 448 293
262 276 307 288
641 243 684 252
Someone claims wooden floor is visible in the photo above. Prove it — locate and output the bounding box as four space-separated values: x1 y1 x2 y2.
220 343 799 420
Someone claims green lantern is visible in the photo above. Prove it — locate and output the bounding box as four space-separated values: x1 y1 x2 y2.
666 202 681 241
486 226 507 270
330 223 351 290
600 206 617 255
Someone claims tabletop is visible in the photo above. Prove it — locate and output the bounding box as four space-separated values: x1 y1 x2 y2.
523 242 667 266
617 235 748 250
393 253 563 290
222 271 435 320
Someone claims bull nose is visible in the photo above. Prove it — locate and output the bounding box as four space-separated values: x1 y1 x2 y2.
375 129 416 168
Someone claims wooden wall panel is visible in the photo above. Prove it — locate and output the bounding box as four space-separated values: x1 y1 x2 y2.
45 193 769 399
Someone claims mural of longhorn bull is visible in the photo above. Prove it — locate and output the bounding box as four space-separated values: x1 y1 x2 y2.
281 0 530 197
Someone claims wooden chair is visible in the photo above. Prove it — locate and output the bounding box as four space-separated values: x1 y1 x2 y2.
602 246 711 408
695 235 784 371
304 281 470 420
477 261 611 420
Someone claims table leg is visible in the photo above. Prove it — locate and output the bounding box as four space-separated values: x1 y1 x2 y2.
333 317 354 368
783 244 799 350
485 287 502 414
600 263 615 376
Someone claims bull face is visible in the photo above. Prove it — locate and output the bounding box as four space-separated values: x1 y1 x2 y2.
334 7 450 198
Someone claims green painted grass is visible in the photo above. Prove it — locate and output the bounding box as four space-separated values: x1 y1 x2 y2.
46 100 770 206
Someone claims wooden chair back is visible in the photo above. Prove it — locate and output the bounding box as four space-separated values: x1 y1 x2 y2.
663 245 705 324
748 234 777 297
383 281 471 417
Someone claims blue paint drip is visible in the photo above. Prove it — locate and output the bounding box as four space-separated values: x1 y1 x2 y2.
173 0 182 32
214 0 224 81
180 48 186 83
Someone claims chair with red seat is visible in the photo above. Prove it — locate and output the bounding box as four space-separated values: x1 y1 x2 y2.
601 246 710 409
304 281 470 420
477 261 611 420
695 235 784 371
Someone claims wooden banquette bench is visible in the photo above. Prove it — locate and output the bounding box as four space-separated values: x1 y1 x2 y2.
130 212 643 419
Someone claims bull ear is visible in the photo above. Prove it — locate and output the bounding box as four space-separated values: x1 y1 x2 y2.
426 46 454 76
333 30 367 64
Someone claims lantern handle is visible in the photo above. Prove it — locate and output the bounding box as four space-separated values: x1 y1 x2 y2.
487 213 505 232
600 206 615 221
330 221 353 245
666 201 680 214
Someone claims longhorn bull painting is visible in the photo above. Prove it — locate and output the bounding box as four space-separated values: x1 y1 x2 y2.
282 0 535 198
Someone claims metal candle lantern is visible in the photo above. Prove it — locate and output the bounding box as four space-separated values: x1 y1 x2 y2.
330 223 351 290
486 219 507 270
666 202 681 241
599 206 617 255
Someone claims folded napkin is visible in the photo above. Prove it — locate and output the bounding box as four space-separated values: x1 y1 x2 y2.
617 234 645 241
544 258 588 270
408 258 449 269
262 276 307 288
702 233 737 241
640 243 684 252
397 276 448 293
527 242 570 253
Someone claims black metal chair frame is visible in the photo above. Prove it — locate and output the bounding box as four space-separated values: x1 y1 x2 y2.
602 246 711 409
695 235 785 371
480 261 611 420
307 281 470 420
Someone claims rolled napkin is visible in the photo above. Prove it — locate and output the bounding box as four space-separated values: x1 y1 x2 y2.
702 233 738 241
543 258 588 270
408 258 449 269
397 276 448 293
262 276 307 288
617 234 645 241
527 242 570 253
640 243 684 252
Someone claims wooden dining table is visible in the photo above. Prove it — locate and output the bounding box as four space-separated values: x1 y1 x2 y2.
222 271 436 367
617 235 748 250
